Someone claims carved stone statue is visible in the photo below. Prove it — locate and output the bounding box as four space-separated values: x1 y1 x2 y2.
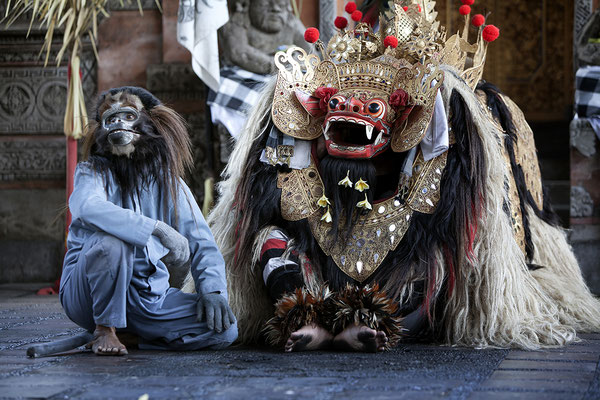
219 0 310 74
577 10 600 66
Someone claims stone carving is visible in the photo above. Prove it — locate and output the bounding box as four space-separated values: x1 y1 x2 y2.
0 68 67 134
0 137 66 181
0 83 34 118
570 118 597 157
218 0 309 74
182 112 209 205
571 186 594 218
0 63 96 135
319 0 336 46
574 0 593 43
146 63 205 101
576 10 600 66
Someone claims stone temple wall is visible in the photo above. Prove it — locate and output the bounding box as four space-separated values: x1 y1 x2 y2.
0 0 214 282
0 3 96 282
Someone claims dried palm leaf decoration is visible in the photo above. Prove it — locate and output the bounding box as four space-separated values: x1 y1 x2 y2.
2 0 160 138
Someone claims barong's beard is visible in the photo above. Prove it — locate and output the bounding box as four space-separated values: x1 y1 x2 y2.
319 156 376 242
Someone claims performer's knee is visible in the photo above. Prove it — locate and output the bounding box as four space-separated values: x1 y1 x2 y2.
85 232 133 277
210 321 238 349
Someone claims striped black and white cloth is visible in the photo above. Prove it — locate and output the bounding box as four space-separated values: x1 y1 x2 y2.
207 66 271 137
576 66 600 118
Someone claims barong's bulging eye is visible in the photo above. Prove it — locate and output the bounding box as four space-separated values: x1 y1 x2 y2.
329 95 346 111
368 102 380 114
125 113 136 121
365 100 386 119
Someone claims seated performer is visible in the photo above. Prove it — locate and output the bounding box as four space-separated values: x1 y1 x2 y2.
60 86 237 355
183 1 600 352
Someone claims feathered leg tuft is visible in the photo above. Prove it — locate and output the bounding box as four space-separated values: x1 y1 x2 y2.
332 284 403 350
264 286 335 347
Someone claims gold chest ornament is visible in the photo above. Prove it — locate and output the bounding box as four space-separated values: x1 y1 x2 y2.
277 150 447 282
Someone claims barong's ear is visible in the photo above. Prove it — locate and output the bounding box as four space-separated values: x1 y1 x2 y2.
295 90 327 118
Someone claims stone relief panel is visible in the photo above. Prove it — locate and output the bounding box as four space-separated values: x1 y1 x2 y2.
146 63 205 102
571 186 594 217
319 1 336 47
0 137 66 181
0 56 97 136
0 189 65 240
182 112 209 205
0 68 68 134
571 118 597 157
575 0 593 41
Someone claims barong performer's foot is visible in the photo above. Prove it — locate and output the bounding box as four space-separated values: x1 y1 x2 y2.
332 324 388 352
88 325 128 356
284 323 333 352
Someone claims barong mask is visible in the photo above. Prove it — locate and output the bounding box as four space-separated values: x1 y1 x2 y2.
264 0 500 282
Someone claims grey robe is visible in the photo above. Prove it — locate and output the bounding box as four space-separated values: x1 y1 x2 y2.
59 162 237 350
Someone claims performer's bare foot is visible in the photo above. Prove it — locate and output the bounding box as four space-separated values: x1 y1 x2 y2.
88 325 128 356
284 324 333 352
333 324 388 352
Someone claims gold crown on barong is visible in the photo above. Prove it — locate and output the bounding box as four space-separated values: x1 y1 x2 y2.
270 0 500 151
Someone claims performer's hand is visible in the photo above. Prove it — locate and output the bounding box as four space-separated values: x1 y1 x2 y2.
196 293 236 333
152 221 190 269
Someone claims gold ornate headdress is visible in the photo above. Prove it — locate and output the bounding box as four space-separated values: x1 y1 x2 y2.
271 0 499 153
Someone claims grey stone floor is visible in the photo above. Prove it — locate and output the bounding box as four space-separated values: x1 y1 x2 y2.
0 283 599 400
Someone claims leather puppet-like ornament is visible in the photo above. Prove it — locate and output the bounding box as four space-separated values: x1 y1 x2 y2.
183 0 600 351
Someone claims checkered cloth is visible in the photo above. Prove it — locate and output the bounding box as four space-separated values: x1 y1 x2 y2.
576 66 600 118
207 66 271 137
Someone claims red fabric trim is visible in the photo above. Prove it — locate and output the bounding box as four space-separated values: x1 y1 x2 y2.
260 239 288 259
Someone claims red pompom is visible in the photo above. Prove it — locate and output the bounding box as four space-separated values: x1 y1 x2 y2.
402 6 408 11
459 5 471 15
482 24 500 42
418 5 422 12
384 35 399 48
461 0 474 5
471 14 485 27
334 16 348 30
304 28 320 43
345 2 357 13
351 10 363 22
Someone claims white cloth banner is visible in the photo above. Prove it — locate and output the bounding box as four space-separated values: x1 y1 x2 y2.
177 0 229 92
420 90 449 161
